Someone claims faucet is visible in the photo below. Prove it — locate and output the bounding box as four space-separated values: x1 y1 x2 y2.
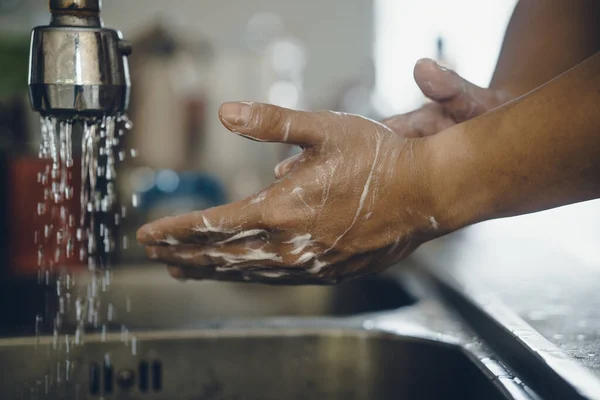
28 0 132 119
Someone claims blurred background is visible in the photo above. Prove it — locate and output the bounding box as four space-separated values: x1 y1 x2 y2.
1 0 599 334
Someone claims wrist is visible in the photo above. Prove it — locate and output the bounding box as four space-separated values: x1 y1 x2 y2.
425 123 499 233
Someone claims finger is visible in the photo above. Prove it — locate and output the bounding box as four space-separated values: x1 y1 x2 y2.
413 58 492 122
274 152 303 179
145 241 283 270
167 265 247 283
219 102 325 146
167 265 337 285
382 104 454 138
136 197 263 245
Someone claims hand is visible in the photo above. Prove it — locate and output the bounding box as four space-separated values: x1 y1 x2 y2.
137 102 447 284
383 58 512 138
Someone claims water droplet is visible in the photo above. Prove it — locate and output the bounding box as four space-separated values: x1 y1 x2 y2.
132 194 140 208
38 249 44 266
53 328 58 350
107 303 114 322
121 325 129 343
66 238 74 257
35 314 43 347
65 359 71 381
130 149 137 158
65 334 70 353
75 298 83 321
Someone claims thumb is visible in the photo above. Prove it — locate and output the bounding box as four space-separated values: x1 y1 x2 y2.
413 58 493 122
219 102 324 146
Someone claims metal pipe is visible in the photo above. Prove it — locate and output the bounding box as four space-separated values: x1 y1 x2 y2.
28 0 131 118
49 0 101 12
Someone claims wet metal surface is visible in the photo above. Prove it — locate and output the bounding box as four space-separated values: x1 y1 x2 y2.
0 287 533 399
415 228 600 378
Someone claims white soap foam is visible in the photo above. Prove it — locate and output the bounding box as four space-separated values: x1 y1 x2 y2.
307 260 328 274
286 234 313 255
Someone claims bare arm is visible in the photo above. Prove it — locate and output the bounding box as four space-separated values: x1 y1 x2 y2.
433 52 600 230
490 0 600 97
385 0 599 138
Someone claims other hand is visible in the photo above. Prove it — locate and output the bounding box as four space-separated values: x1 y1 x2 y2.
383 58 512 138
137 102 448 284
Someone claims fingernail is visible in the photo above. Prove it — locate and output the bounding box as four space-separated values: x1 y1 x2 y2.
136 225 150 243
433 60 450 72
221 102 252 127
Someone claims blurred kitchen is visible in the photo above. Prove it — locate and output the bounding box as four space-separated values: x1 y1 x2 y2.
1 0 600 371
0 0 436 334
2 0 600 399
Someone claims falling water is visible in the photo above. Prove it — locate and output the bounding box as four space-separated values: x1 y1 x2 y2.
33 114 135 398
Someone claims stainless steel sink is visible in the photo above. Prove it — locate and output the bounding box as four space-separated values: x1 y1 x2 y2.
66 269 415 330
0 328 514 400
1 271 534 399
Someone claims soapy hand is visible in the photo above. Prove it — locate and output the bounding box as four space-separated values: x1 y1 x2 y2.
382 58 512 138
138 102 446 284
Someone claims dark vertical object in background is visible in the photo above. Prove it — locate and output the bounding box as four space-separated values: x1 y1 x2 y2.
0 97 46 336
0 33 43 336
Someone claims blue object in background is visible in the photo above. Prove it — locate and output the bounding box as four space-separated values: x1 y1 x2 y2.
139 170 227 219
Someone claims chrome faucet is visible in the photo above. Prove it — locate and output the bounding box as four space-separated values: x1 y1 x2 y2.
28 0 132 119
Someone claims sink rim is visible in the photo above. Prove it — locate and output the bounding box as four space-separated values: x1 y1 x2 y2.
0 302 534 399
0 322 445 348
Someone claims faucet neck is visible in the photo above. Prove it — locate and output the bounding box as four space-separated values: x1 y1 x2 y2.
50 13 102 28
49 0 102 27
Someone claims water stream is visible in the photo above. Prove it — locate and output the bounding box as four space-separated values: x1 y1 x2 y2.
31 114 136 398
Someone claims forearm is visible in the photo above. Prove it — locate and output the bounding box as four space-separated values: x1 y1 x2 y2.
490 0 600 98
432 52 600 231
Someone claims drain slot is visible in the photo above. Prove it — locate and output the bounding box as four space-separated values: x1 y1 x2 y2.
152 360 163 392
138 361 149 392
103 360 114 395
89 363 100 395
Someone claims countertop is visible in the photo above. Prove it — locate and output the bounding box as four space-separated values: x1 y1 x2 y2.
413 199 600 377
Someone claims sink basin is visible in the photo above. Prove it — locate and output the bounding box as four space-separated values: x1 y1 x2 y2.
0 329 512 399
65 271 415 330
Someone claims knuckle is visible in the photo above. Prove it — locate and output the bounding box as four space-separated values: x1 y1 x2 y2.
266 106 286 133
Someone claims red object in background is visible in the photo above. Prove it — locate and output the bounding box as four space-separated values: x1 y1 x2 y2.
7 156 84 278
